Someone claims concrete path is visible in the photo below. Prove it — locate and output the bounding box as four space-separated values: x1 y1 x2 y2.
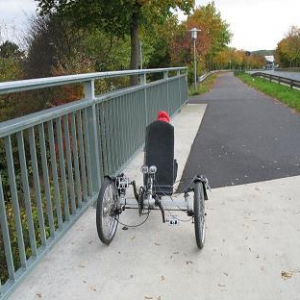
11 176 300 300
10 75 300 300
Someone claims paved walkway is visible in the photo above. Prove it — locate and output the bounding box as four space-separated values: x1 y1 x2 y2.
179 72 300 190
10 73 300 300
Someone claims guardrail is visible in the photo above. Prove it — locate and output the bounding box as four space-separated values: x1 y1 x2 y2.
0 67 188 299
198 70 220 82
250 71 300 89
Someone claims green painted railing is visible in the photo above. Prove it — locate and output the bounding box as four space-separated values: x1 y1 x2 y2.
0 67 188 299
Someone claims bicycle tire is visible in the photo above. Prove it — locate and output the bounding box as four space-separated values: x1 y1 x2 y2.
96 177 119 245
194 181 206 249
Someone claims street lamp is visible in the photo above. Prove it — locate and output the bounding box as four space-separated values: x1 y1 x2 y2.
190 28 201 91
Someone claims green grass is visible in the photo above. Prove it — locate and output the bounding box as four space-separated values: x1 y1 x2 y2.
236 72 300 113
189 73 218 96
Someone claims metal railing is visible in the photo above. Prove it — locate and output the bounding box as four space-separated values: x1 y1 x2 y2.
198 70 220 82
250 71 300 89
0 67 188 299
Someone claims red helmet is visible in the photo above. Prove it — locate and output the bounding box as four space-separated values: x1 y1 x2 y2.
157 110 170 123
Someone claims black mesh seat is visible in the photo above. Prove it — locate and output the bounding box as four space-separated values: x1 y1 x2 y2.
144 120 177 196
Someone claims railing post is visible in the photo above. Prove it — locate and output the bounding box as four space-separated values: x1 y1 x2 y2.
139 73 146 85
163 71 168 80
84 80 101 194
163 71 170 114
0 171 15 281
84 80 95 100
140 73 148 126
177 70 183 108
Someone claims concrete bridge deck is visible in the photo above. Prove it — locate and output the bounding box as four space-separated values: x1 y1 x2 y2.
10 73 300 300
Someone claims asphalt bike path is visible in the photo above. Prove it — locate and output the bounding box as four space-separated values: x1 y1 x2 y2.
179 72 300 190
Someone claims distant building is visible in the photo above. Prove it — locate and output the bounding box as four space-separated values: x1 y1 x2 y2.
264 55 275 70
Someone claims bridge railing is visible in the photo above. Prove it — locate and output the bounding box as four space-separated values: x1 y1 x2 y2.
0 67 188 299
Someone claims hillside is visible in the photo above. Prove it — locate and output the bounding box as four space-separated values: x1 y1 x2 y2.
252 50 274 56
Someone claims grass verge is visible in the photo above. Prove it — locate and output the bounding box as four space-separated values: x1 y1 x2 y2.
236 72 300 113
189 73 218 96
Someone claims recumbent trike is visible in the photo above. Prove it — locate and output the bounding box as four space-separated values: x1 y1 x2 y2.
96 117 210 249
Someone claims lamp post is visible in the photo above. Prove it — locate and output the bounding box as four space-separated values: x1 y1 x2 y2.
139 41 143 69
190 28 201 91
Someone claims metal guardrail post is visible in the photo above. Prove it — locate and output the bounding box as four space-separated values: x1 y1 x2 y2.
0 172 15 281
83 80 101 194
177 71 182 110
163 71 170 114
140 74 148 126
16 131 38 256
4 136 27 269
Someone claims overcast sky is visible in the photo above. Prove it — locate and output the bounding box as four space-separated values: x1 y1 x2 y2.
0 0 37 45
195 0 300 51
1 0 300 51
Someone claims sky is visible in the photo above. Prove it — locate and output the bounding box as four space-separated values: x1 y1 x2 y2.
194 0 300 51
0 0 37 46
1 0 300 51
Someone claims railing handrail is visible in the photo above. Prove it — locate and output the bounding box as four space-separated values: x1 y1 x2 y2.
0 71 187 138
0 67 187 95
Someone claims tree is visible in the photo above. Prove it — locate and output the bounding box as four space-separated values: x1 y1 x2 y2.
25 14 89 79
0 40 25 121
187 2 231 70
25 13 138 107
213 48 265 70
170 2 231 75
0 41 24 59
141 15 181 69
35 0 194 84
275 26 300 68
0 41 24 81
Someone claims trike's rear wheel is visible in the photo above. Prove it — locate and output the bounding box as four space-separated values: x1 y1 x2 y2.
96 177 119 245
194 181 206 249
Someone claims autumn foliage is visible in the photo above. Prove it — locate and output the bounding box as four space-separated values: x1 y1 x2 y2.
170 2 231 72
213 48 265 70
275 26 300 68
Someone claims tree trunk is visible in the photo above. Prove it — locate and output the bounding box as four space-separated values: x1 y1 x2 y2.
130 11 139 86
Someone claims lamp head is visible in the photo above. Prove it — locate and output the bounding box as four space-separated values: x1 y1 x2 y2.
190 27 201 40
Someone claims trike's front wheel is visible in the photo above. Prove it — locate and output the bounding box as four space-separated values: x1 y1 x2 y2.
194 181 206 249
96 177 119 245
